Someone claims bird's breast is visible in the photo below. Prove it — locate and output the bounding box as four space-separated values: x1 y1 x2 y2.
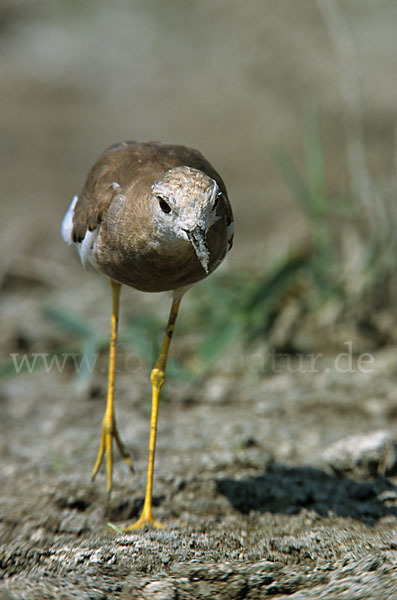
94 212 228 293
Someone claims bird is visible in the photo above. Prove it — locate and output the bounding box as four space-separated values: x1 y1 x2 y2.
61 140 234 529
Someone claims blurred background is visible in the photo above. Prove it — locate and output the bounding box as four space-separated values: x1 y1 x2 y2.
1 0 397 386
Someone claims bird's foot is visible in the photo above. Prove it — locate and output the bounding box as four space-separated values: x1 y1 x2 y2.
123 506 165 531
91 417 134 492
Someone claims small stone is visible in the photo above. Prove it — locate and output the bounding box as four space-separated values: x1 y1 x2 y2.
59 510 87 534
322 430 397 478
29 527 47 543
143 580 176 600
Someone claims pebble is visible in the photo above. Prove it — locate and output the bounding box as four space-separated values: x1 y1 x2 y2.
143 580 176 600
322 430 397 477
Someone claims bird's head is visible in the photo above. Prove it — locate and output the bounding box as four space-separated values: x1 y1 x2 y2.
151 166 222 273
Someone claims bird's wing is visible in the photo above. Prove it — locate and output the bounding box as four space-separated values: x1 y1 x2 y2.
70 142 139 244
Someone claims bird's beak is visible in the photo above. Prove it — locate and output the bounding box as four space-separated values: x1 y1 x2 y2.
185 226 210 274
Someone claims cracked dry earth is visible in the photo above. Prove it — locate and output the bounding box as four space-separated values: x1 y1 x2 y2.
1 332 397 599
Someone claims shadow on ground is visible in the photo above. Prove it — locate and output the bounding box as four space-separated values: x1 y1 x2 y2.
216 465 397 524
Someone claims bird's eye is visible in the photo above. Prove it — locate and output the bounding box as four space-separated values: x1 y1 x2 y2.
157 197 171 214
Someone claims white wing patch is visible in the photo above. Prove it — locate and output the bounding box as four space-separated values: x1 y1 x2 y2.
78 228 98 268
61 195 78 244
61 195 98 269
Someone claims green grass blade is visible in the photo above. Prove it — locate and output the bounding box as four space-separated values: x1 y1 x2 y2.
197 317 244 370
273 148 311 214
305 105 327 216
44 306 96 339
246 250 309 312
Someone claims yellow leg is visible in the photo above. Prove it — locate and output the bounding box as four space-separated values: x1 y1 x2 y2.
124 296 182 530
92 279 133 495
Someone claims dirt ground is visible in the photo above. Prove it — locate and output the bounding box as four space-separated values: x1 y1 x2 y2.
1 312 397 598
1 2 397 599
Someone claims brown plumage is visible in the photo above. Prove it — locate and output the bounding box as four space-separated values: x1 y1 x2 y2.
62 140 234 529
69 140 233 292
